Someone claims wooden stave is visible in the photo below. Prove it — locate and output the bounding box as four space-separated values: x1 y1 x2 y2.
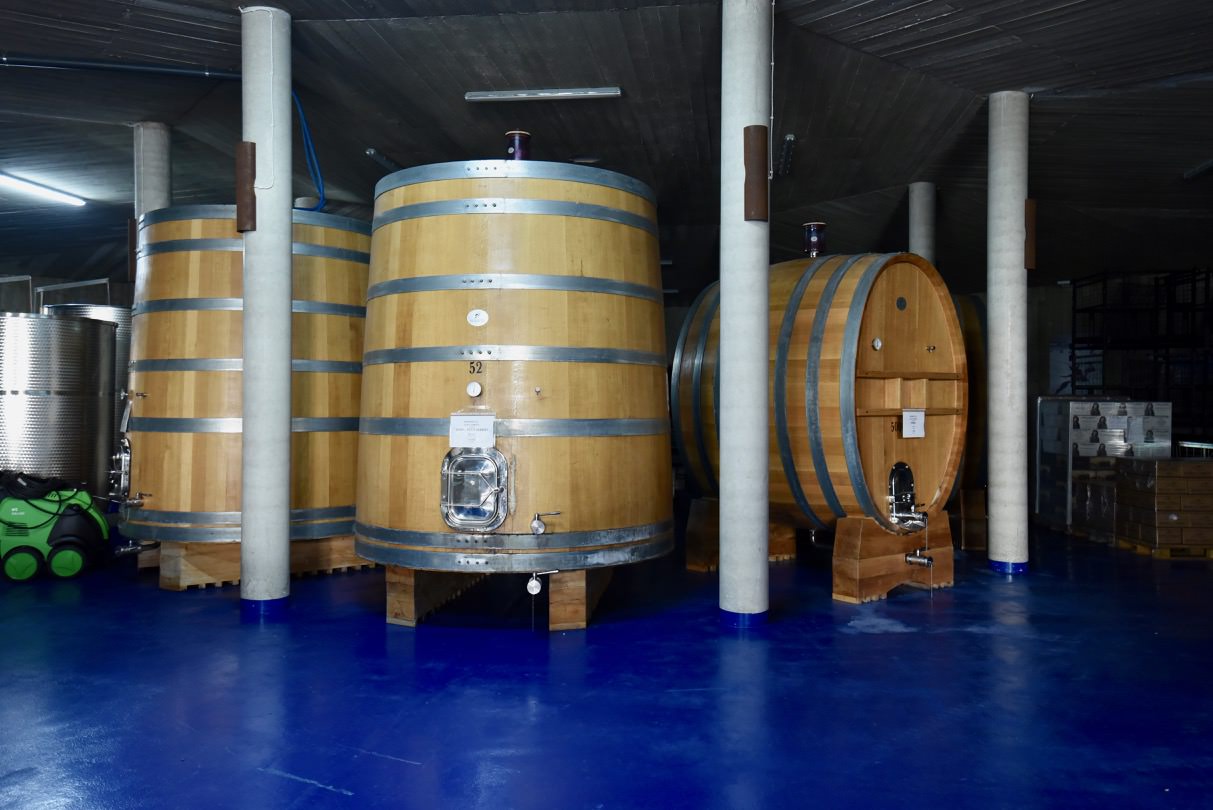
356 165 672 571
122 209 369 543
671 253 967 533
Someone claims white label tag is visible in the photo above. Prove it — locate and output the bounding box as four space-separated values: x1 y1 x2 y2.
902 409 926 439
449 412 496 448
467 309 489 327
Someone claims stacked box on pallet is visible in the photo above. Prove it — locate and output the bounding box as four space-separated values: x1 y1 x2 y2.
1115 458 1213 552
1036 397 1171 531
1072 478 1116 543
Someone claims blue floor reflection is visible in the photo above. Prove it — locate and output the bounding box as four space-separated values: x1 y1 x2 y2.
2 530 1211 808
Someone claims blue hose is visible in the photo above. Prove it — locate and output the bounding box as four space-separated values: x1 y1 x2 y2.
292 91 325 211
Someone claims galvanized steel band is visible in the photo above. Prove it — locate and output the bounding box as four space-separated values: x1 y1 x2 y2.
138 204 371 235
690 286 721 495
130 358 361 374
0 390 114 397
363 345 664 367
373 160 657 204
360 417 667 437
353 519 673 551
774 258 830 530
840 254 897 531
367 273 661 303
132 297 366 318
119 519 355 543
806 255 867 519
128 417 360 433
372 199 657 237
137 238 370 264
124 505 355 524
669 284 711 495
354 533 673 573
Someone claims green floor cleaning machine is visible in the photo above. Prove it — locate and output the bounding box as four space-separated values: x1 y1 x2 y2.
0 472 109 582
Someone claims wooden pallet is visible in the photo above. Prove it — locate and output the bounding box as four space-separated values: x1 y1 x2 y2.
158 535 374 591
1115 538 1213 560
1071 527 1116 546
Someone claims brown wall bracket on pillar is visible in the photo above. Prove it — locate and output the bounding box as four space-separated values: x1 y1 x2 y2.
235 141 257 233
1024 197 1037 270
743 124 769 221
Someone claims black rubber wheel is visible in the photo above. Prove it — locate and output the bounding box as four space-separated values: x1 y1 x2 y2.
47 542 88 579
3 546 44 582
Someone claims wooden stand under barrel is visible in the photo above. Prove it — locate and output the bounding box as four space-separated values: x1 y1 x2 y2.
384 567 614 631
832 512 954 603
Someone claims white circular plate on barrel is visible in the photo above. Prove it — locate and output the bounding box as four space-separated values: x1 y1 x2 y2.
467 309 489 327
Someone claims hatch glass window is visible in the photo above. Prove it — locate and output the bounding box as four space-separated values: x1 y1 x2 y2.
441 448 508 531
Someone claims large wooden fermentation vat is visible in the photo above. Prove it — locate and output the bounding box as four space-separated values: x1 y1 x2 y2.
672 253 967 534
355 160 673 573
120 205 369 547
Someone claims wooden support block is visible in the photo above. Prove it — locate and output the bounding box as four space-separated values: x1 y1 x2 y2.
158 536 371 591
385 566 484 627
549 568 614 631
769 523 797 562
959 489 988 550
685 497 720 572
832 513 954 604
137 545 161 570
684 497 798 570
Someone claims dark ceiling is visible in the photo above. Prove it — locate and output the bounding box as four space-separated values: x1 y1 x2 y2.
0 0 1210 300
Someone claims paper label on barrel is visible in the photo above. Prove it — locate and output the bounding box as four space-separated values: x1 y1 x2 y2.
902 409 926 439
467 309 489 327
449 412 496 448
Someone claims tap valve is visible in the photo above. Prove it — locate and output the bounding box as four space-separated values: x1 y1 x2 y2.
530 511 561 535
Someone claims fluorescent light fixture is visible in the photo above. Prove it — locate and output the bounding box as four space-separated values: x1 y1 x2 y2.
465 86 622 103
0 172 85 206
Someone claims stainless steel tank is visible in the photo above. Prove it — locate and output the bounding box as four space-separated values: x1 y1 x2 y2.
0 313 116 494
41 303 132 456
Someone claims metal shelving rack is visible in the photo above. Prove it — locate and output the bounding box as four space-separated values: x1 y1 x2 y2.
1071 269 1213 441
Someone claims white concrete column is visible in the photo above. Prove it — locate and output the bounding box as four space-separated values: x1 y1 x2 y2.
718 0 772 626
133 122 171 219
908 181 936 264
240 5 293 618
986 90 1030 574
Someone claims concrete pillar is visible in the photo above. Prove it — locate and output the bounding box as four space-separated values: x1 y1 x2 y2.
986 91 1030 574
908 181 936 264
239 5 293 618
718 0 772 627
133 122 171 218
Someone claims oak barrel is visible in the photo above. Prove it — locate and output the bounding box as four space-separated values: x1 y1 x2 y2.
354 160 673 572
672 253 967 533
120 205 370 544
951 293 987 492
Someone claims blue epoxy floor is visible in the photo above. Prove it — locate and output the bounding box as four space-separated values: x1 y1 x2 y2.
3 531 1212 809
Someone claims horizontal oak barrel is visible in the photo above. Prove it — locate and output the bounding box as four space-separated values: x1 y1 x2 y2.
672 253 967 533
356 160 673 572
121 205 370 544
